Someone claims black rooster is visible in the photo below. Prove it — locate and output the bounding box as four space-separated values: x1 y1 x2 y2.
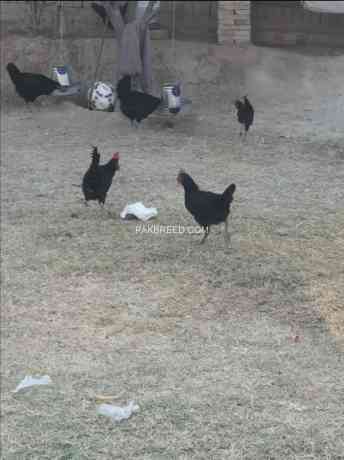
177 170 236 245
116 75 161 126
82 147 120 207
6 62 60 105
234 95 254 138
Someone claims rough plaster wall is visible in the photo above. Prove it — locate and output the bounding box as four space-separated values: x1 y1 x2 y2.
2 31 344 119
0 1 113 38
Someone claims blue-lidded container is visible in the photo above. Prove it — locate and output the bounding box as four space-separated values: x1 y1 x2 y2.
163 83 181 114
53 66 70 86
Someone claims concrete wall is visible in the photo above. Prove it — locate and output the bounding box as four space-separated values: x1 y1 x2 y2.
217 1 251 45
251 1 344 47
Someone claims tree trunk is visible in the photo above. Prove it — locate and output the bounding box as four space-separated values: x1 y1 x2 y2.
125 1 158 24
124 0 137 23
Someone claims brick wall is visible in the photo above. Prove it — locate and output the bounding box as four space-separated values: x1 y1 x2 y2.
217 1 251 44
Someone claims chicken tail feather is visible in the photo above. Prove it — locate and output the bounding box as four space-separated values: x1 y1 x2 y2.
222 183 236 204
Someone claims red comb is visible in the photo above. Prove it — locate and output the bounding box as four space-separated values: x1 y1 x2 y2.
112 152 119 160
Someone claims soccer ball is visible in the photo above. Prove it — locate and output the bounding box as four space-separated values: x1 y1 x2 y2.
88 81 115 112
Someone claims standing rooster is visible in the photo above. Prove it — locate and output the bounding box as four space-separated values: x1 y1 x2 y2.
234 95 254 138
6 62 61 106
177 170 236 245
82 147 120 207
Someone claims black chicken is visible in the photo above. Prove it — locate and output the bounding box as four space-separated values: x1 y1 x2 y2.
234 95 254 138
6 62 60 105
177 170 236 245
116 75 161 126
82 147 120 207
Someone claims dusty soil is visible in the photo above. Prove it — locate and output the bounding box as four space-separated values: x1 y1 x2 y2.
1 46 344 459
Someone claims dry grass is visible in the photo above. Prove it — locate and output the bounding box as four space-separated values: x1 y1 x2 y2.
1 71 344 459
311 279 344 339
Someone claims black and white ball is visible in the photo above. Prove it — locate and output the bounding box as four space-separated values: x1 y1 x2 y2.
88 81 115 112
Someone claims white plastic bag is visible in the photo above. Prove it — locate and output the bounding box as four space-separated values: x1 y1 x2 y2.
97 401 139 422
120 202 157 222
14 375 52 393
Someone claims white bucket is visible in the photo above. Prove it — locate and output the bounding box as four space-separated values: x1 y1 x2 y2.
163 84 181 114
53 66 70 86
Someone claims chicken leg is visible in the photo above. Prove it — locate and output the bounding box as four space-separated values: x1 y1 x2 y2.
224 219 231 246
200 225 210 244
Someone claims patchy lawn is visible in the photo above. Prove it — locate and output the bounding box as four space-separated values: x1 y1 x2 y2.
1 71 344 460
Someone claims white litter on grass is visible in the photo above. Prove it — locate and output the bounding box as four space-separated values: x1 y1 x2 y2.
120 202 158 222
97 401 139 422
14 375 52 393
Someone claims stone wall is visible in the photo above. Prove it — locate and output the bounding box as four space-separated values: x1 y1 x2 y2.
217 1 251 45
